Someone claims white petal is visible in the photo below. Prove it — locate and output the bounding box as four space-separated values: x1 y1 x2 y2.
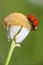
15 27 30 43
7 26 21 40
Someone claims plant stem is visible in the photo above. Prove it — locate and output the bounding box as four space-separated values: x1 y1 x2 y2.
5 40 21 65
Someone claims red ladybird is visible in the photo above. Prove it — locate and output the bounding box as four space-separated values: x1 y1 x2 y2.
27 14 38 30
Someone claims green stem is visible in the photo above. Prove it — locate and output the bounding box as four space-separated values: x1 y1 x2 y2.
5 40 21 65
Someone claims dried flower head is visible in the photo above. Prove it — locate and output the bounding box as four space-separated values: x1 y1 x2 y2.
3 12 31 43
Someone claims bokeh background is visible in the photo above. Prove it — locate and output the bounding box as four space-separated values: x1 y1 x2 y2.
0 0 43 65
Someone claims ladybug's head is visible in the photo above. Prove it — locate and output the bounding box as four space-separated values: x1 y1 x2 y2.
27 14 38 30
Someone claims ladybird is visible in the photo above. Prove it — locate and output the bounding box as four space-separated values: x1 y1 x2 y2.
27 14 38 30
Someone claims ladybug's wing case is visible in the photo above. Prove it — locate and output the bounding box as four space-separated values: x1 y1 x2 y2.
27 15 38 27
33 18 38 26
27 15 35 22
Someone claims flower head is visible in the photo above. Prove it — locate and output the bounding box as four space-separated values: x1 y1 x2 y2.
3 12 31 43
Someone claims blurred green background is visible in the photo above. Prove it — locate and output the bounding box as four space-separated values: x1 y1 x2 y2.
0 0 43 65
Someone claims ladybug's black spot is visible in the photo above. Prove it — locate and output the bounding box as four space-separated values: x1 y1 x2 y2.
31 16 32 18
34 18 36 20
